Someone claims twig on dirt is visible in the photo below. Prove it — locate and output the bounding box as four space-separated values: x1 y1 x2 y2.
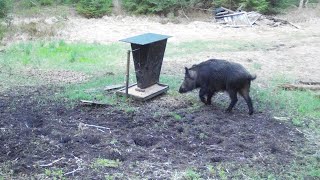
295 128 304 135
79 122 111 133
226 168 230 173
97 128 105 133
80 100 109 106
206 145 224 151
39 157 65 167
79 122 110 130
64 168 84 176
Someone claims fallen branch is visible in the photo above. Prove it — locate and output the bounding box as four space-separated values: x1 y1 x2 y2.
64 168 84 176
79 122 110 130
80 100 109 106
298 81 320 85
280 84 320 91
39 157 65 167
266 16 300 29
104 84 125 91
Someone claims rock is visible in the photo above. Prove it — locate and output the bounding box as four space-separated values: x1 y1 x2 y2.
44 17 59 25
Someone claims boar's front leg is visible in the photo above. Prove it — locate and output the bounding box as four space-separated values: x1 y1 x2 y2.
199 87 209 105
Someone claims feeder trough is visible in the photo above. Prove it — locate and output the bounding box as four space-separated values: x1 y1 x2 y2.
117 33 171 101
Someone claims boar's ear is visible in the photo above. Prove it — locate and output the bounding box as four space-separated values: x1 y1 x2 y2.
185 67 190 77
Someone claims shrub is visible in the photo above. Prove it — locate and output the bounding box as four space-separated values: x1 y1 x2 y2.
242 0 270 13
0 0 11 18
122 0 213 15
38 0 54 6
76 0 113 18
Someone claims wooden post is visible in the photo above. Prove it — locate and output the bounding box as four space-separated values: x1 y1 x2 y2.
125 50 130 98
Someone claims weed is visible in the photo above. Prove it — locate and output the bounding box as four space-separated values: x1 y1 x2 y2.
171 112 182 120
199 132 208 140
116 98 137 113
183 168 201 180
69 51 77 63
44 169 64 180
292 117 303 127
207 165 215 176
110 139 118 145
105 174 115 180
217 165 227 180
92 158 120 169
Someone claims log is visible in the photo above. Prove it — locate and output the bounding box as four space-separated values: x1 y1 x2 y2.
104 84 124 91
220 7 235 13
298 81 320 85
280 84 320 91
80 100 109 106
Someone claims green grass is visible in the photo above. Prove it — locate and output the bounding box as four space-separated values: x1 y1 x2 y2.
2 40 126 75
214 157 320 179
62 76 122 103
252 76 320 132
92 158 120 169
183 168 201 180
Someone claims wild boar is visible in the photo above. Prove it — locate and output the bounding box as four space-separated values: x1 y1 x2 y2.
179 59 256 115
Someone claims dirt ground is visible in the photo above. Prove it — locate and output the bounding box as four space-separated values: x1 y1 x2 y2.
1 10 320 179
0 87 306 179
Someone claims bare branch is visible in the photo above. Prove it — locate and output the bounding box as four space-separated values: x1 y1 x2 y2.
39 157 65 167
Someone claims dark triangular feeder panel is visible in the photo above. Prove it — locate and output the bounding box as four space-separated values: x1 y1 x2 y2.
120 33 171 89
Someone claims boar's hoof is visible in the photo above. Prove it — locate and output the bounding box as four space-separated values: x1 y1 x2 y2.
249 110 254 115
225 108 232 113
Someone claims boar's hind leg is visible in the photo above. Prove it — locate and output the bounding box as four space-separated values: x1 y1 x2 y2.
207 91 215 105
199 88 209 105
226 90 238 112
239 87 254 115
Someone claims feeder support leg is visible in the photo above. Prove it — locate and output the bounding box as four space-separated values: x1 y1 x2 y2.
126 50 131 98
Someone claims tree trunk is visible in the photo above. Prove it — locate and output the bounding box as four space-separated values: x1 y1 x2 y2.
299 0 304 9
112 0 122 14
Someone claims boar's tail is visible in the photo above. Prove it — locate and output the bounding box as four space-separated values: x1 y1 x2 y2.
249 74 257 81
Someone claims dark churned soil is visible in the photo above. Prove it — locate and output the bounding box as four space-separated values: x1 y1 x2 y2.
0 87 305 179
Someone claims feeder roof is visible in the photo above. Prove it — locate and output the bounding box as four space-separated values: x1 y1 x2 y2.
120 33 171 45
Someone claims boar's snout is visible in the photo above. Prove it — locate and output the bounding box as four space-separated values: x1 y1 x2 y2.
179 86 187 93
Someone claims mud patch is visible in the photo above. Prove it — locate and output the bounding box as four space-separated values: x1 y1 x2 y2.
0 87 307 179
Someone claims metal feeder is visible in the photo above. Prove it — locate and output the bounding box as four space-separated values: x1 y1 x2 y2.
117 33 171 101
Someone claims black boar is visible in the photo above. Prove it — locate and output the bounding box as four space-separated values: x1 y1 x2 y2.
179 59 256 115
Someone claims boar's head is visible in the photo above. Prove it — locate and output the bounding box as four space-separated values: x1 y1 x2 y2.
179 67 197 93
